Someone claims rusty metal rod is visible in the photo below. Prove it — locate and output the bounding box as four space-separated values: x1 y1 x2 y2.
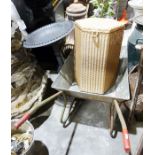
128 43 143 122
134 133 143 155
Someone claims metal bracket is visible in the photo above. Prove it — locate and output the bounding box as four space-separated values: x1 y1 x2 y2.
110 102 118 138
60 94 81 128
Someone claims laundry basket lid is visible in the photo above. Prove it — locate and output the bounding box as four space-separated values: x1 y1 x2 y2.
75 18 124 33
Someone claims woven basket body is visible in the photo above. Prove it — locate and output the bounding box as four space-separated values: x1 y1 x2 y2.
74 18 124 94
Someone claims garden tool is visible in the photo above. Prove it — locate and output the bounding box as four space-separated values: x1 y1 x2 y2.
14 91 63 129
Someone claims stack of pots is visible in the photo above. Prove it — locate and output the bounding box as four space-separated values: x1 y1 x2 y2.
65 0 87 46
66 0 87 21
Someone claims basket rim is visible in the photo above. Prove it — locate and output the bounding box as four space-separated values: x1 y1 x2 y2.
75 18 125 34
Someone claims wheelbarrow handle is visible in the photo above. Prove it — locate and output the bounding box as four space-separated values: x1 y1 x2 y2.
113 100 131 153
14 91 63 129
122 129 131 153
15 113 30 129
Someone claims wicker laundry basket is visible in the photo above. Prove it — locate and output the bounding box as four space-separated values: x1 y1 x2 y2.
74 18 124 94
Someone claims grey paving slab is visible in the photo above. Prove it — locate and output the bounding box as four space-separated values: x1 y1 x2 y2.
73 100 110 129
32 103 75 155
27 92 142 155
30 98 142 155
67 123 142 155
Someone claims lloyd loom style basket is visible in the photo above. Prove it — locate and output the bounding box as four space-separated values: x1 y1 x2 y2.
74 18 124 94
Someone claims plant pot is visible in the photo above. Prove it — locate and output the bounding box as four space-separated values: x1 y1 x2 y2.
11 119 34 155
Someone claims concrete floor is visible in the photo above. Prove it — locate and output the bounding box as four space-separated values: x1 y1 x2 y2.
28 99 142 155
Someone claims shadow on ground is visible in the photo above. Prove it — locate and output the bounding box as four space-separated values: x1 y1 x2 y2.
30 79 58 129
28 140 49 155
68 99 142 135
71 100 111 129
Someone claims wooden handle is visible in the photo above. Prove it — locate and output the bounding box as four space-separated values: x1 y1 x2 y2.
113 100 131 153
15 113 30 129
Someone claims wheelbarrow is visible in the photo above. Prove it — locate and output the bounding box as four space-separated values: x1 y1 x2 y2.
51 45 131 153
14 45 131 153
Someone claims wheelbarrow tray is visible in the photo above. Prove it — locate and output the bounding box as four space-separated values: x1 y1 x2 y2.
52 46 130 103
